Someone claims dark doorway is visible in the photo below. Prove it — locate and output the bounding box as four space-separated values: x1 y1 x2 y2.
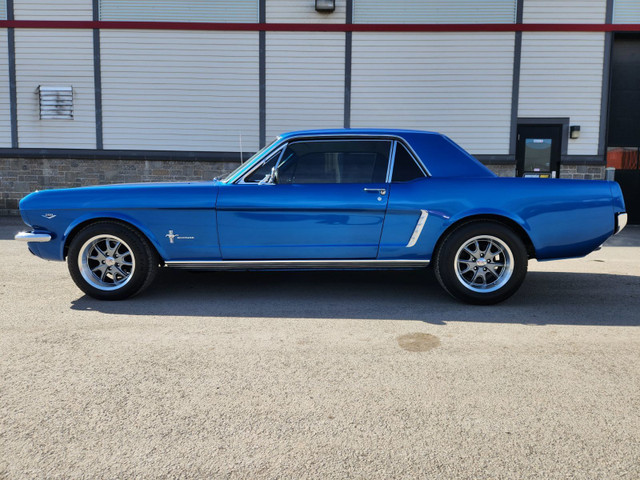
607 33 640 224
516 124 562 178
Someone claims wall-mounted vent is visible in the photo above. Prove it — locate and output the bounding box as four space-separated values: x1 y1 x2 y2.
38 86 74 120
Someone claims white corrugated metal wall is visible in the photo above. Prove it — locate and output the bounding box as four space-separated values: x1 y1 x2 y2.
10 1 95 149
99 0 258 22
266 0 346 23
100 30 259 152
265 1 347 138
351 33 515 155
0 0 624 159
15 28 96 148
13 0 92 20
519 33 605 156
523 0 606 23
613 0 640 22
520 0 607 156
354 0 516 23
0 28 10 147
266 32 345 139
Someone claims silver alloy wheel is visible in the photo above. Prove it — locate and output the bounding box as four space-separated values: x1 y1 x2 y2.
77 234 136 291
454 235 514 293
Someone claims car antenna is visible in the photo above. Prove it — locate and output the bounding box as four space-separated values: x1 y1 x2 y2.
239 132 244 164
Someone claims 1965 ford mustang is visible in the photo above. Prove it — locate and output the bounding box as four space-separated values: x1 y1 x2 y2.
16 129 627 304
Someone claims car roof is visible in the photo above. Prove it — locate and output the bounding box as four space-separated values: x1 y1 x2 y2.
278 128 441 140
277 128 495 179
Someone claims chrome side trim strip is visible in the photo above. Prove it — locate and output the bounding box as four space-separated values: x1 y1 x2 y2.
15 231 52 243
615 212 628 235
406 210 429 248
165 259 429 270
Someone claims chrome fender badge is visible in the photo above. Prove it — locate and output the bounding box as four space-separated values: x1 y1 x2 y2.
166 230 195 244
42 213 56 219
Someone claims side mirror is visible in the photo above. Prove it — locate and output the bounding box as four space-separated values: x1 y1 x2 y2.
258 167 278 185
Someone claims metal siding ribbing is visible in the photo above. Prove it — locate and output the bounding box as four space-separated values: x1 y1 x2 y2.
266 0 346 23
100 30 259 152
14 0 93 20
15 29 96 148
519 33 605 156
0 2 6 20
266 32 344 139
353 0 516 24
0 29 10 146
613 0 640 22
523 0 606 23
99 0 258 22
351 33 515 155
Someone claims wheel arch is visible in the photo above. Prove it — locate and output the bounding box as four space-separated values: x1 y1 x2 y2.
434 213 536 260
63 214 164 262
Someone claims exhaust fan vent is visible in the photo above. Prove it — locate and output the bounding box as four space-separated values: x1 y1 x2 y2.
38 86 73 120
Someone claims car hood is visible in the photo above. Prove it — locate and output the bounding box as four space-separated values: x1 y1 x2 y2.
19 181 219 213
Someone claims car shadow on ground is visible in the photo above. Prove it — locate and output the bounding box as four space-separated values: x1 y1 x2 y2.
70 268 640 326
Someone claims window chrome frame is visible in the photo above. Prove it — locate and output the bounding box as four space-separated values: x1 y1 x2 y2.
226 133 432 185
247 137 394 185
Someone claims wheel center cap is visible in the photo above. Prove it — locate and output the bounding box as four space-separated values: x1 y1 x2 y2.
105 257 116 267
476 258 487 267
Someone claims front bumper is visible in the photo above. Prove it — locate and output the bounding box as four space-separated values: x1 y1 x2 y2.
14 231 52 243
614 212 628 235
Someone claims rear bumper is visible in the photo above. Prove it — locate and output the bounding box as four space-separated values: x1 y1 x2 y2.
14 231 52 243
615 212 628 235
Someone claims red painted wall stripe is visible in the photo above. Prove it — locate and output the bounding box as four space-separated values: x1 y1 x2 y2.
0 20 639 33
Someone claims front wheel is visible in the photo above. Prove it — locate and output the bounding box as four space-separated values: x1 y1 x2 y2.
434 222 528 305
67 221 158 300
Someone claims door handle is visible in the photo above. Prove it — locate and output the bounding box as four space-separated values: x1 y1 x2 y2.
364 187 386 195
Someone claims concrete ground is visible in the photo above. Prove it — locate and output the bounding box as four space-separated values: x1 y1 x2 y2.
1 217 639 479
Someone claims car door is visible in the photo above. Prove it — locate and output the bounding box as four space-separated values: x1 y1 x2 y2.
378 142 432 260
216 138 392 260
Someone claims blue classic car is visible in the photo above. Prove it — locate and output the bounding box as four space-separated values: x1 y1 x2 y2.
16 129 627 304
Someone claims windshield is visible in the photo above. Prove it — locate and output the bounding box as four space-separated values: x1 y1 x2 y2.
220 137 280 182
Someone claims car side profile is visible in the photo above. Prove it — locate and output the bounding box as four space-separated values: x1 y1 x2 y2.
16 129 627 304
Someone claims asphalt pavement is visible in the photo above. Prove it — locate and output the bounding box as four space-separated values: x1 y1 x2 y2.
1 217 639 479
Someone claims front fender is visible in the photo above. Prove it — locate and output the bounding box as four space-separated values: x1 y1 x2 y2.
63 212 169 260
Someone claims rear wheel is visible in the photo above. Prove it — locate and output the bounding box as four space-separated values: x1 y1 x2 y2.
434 222 528 304
67 221 158 300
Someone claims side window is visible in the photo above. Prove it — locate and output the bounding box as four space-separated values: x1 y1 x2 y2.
392 144 426 182
276 140 391 184
243 149 281 183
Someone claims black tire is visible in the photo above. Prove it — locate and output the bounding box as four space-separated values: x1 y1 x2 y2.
434 221 528 305
67 221 159 300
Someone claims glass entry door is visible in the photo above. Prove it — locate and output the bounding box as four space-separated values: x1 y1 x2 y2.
516 125 562 178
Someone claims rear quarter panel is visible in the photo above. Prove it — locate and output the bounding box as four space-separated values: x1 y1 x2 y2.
380 177 615 261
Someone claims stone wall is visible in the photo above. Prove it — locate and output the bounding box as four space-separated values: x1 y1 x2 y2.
486 164 606 180
1 158 608 216
1 158 238 216
485 164 516 177
560 165 606 180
